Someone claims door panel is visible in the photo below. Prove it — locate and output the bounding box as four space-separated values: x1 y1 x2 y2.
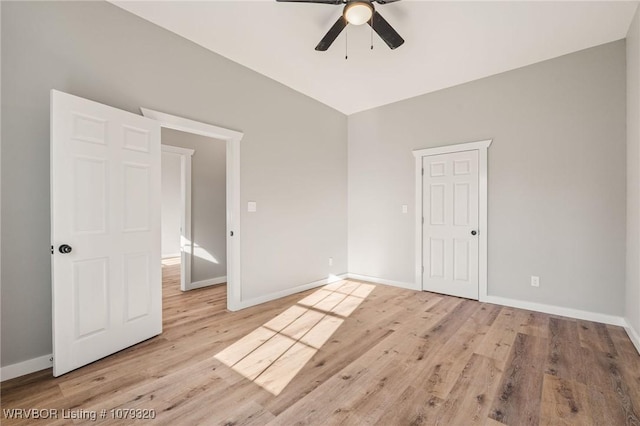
430 184 446 224
429 238 445 278
74 157 108 233
124 253 151 322
453 239 469 281
123 163 151 232
73 258 109 338
453 183 470 226
422 150 479 299
51 90 161 376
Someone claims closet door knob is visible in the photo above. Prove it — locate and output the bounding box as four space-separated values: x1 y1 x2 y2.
58 244 73 254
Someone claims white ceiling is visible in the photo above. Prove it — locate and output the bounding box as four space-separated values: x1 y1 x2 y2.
112 1 639 115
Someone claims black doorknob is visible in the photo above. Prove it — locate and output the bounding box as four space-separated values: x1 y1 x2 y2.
58 244 72 254
471 230 478 236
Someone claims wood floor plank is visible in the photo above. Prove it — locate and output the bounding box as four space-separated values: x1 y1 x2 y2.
271 299 476 424
607 324 640 366
489 333 548 425
606 325 640 421
126 358 229 405
373 385 444 426
577 320 618 356
331 357 417 425
432 353 503 425
546 317 587 384
519 311 550 339
472 303 503 328
474 307 529 367
539 374 592 425
268 331 419 425
2 260 640 426
263 323 395 415
485 418 507 426
422 303 498 399
0 373 63 407
335 300 483 424
50 372 150 412
583 347 640 425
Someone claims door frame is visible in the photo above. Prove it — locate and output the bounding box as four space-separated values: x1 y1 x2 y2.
142 108 244 311
412 139 492 301
161 144 195 291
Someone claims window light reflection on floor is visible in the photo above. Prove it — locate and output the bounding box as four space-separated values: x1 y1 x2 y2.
161 257 181 267
214 280 375 395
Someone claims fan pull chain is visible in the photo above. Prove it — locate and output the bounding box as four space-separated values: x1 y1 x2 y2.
370 17 374 50
345 25 348 60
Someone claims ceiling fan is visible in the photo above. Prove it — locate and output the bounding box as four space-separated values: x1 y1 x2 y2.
276 0 405 52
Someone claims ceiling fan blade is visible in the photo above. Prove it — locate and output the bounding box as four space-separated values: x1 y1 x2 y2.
315 16 347 51
276 0 344 4
368 11 404 49
374 0 401 3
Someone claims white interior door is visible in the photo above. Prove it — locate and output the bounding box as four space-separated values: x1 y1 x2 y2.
422 150 479 299
51 90 162 376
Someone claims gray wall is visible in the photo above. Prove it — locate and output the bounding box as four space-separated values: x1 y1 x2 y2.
162 128 227 283
627 6 640 337
348 41 627 316
161 151 182 258
0 1 347 367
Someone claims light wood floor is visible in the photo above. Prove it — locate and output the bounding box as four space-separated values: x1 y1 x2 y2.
2 262 640 425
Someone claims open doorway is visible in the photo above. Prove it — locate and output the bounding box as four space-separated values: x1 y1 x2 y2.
161 144 193 291
142 108 243 311
161 129 227 292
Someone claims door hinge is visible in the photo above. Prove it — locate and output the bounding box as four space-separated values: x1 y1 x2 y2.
422 217 424 224
421 168 424 176
422 265 424 274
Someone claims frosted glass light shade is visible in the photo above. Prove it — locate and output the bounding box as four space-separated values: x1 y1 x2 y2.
344 2 373 26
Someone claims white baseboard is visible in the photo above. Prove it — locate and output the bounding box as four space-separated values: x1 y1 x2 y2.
1 354 52 382
482 295 625 327
231 274 348 310
344 275 626 328
345 274 627 329
186 275 227 291
346 273 419 291
624 319 640 355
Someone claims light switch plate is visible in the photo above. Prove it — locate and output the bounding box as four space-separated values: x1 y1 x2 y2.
247 201 257 212
402 204 408 214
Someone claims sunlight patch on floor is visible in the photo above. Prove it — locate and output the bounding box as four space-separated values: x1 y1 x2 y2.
214 280 375 395
162 257 181 267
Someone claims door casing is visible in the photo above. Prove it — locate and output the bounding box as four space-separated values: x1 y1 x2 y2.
413 139 492 301
141 108 244 311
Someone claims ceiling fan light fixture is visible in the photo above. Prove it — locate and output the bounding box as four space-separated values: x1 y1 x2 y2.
344 2 374 26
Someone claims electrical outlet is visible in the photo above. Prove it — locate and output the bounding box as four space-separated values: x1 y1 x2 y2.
531 276 540 287
329 257 333 266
